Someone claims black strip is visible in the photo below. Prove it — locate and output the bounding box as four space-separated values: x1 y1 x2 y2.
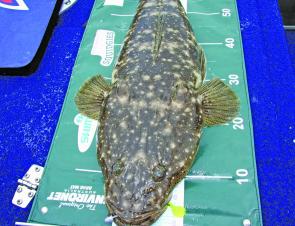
278 0 295 27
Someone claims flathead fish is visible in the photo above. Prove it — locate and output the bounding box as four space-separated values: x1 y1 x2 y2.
75 0 239 225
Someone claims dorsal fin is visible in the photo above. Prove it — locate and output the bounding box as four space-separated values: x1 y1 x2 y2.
153 14 165 59
197 78 240 126
152 1 165 62
75 75 111 120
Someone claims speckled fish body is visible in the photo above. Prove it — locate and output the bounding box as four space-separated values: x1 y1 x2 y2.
75 0 239 225
100 0 204 225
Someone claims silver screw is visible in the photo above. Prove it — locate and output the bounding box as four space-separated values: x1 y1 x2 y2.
35 178 40 183
17 187 22 193
28 192 34 197
17 199 23 205
243 219 251 226
41 206 48 214
25 173 30 179
35 166 40 172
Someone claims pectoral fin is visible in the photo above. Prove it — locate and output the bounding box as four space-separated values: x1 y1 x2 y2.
197 78 239 127
75 75 111 120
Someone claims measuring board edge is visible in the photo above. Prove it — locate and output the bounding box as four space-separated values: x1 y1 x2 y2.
27 0 264 225
26 0 100 224
233 0 264 225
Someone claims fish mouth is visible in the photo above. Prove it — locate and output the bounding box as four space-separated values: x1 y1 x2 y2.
106 199 169 225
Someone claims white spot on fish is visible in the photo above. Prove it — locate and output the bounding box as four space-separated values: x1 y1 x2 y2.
126 174 132 180
133 150 146 162
147 92 154 98
154 75 161 81
163 124 172 135
170 142 176 149
122 200 131 208
120 121 127 129
179 161 185 167
142 75 150 81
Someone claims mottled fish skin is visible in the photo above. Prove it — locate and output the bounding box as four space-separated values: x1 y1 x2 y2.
99 0 205 225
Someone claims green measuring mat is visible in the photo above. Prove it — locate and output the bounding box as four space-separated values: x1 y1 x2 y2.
28 0 263 225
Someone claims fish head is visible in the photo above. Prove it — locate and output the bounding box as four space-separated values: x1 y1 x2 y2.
101 81 204 225
104 157 176 225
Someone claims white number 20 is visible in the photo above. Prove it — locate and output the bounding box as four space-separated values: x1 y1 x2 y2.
232 117 244 130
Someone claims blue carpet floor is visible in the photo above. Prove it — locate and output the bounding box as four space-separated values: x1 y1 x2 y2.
286 31 295 69
0 0 294 225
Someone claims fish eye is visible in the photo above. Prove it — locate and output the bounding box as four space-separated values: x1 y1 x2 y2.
143 184 156 194
116 82 129 96
112 160 124 176
152 165 166 182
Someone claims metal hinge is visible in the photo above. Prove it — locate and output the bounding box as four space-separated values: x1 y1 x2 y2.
12 164 44 208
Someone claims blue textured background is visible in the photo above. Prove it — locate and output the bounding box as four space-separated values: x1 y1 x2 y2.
0 0 294 225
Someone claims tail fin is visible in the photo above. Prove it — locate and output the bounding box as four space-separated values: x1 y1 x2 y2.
197 78 239 127
75 75 111 120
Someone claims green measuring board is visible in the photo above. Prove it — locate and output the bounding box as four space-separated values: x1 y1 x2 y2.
28 0 263 225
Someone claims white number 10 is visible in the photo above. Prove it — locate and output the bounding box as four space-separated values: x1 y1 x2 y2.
236 169 249 185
